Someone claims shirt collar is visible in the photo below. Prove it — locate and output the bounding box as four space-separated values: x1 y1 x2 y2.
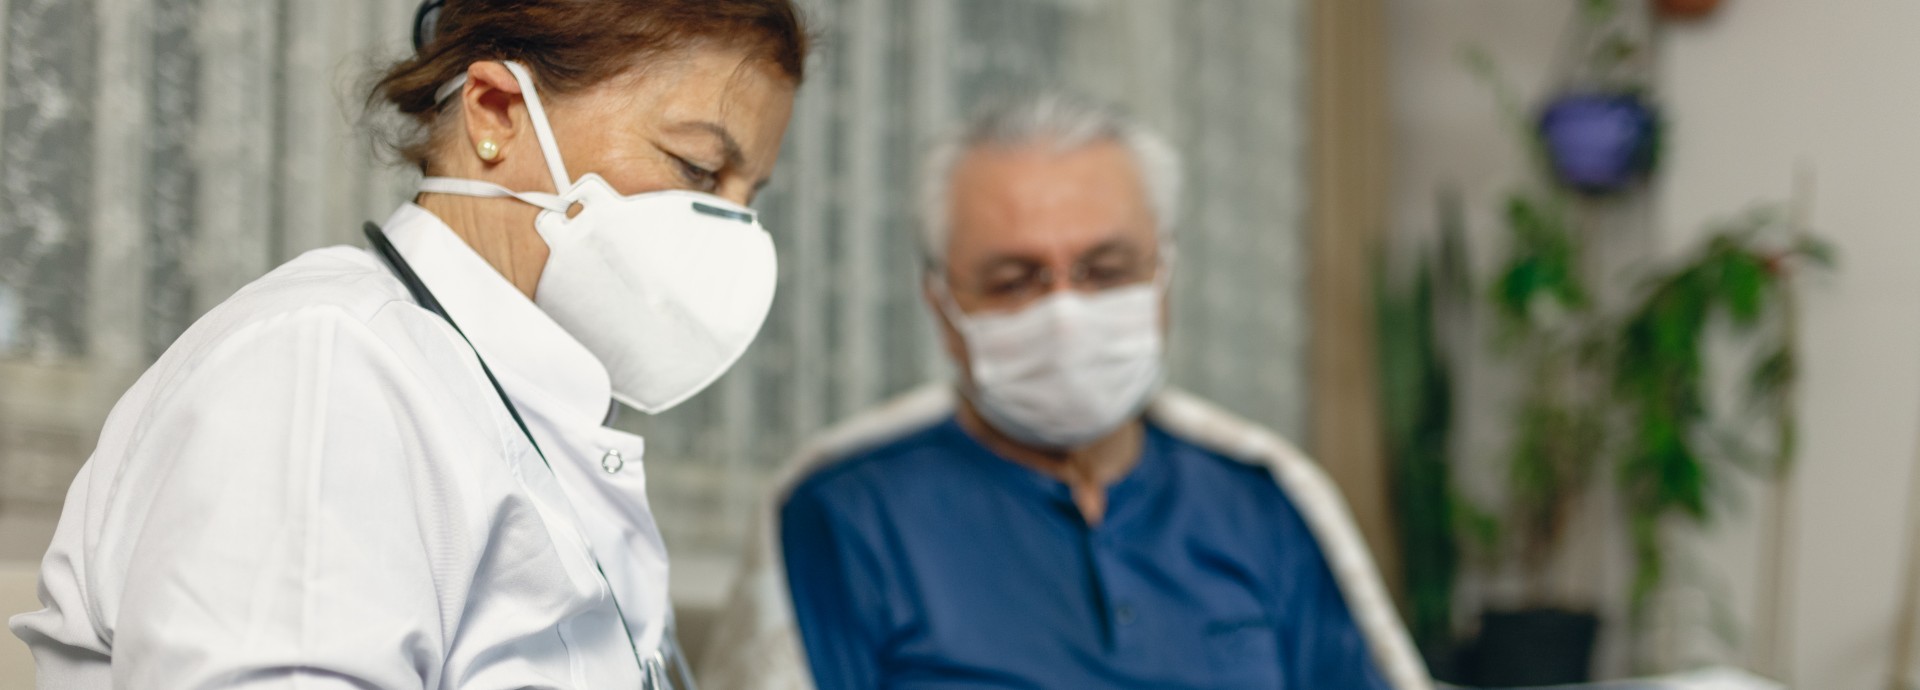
943 416 1169 523
379 203 615 427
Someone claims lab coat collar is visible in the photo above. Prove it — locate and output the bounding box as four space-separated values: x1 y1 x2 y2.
379 203 615 428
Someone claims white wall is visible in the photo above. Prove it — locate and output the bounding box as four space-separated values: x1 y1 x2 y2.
1389 0 1920 687
1657 2 1920 688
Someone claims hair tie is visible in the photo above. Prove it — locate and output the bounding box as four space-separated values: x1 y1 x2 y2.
412 0 447 53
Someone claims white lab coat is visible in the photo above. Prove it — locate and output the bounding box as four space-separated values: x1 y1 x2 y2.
697 385 1435 690
9 204 673 688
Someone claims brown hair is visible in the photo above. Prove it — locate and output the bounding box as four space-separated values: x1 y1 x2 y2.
372 0 810 168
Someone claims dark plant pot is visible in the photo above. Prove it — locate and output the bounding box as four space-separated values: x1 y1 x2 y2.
1464 608 1599 688
1423 638 1470 686
1537 91 1660 196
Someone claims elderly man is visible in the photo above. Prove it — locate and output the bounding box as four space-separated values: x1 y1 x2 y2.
700 94 1429 690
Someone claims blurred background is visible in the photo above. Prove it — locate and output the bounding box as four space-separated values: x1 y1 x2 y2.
1 0 1917 688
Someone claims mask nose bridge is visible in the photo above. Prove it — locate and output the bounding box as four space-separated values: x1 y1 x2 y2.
1050 291 1091 340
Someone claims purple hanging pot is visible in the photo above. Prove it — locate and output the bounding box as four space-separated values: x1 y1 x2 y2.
1537 91 1661 196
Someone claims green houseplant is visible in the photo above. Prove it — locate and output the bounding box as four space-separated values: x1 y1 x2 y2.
1377 192 1472 679
1458 13 1633 678
1448 1 1834 681
1474 198 1832 682
1611 210 1832 622
1471 186 1612 687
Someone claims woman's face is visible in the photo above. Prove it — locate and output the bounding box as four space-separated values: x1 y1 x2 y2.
431 45 797 294
448 45 796 206
548 48 796 206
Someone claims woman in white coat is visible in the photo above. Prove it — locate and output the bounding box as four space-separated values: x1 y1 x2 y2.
9 1 807 687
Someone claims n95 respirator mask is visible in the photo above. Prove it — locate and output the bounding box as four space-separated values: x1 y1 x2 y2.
417 60 776 414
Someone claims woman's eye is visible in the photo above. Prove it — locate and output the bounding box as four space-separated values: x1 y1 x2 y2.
670 155 719 191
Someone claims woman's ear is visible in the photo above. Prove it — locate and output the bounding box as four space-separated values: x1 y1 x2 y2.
458 61 525 167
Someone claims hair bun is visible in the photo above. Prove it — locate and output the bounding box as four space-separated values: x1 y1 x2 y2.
412 0 446 53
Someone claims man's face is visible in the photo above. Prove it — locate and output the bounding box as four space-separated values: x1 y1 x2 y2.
927 140 1165 379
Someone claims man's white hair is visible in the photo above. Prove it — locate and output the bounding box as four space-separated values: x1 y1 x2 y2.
919 92 1184 268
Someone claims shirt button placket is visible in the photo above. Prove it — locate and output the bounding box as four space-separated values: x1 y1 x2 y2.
1092 530 1143 655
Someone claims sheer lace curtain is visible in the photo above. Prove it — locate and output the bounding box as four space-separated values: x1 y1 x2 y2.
0 0 1308 567
0 0 424 516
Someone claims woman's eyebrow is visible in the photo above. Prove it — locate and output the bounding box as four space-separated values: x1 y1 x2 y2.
664 120 745 168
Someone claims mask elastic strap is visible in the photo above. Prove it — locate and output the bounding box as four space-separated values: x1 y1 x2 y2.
1154 237 1178 285
499 61 574 195
419 176 572 214
926 275 991 410
433 73 467 104
432 61 574 195
924 269 972 325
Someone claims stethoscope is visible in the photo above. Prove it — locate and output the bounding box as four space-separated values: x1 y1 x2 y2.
365 223 700 690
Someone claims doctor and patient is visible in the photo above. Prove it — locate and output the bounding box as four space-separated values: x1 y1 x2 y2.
7 0 1425 688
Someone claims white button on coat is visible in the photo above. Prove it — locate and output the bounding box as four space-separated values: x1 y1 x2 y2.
603 449 627 474
9 204 671 689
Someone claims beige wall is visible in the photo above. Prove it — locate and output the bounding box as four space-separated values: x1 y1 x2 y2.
1388 0 1920 686
1 513 57 687
1657 2 1920 687
2 562 37 689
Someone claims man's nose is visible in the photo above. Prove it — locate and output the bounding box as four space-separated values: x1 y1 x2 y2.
1046 262 1092 293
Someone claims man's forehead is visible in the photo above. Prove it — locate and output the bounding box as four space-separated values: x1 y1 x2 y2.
950 140 1141 196
945 141 1153 253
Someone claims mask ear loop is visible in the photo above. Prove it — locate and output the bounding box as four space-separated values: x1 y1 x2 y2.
923 258 973 334
416 177 572 214
922 257 995 411
499 61 574 195
432 62 574 196
433 73 467 104
1152 236 1178 292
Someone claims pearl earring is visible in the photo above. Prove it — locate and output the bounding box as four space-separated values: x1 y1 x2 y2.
476 139 501 162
